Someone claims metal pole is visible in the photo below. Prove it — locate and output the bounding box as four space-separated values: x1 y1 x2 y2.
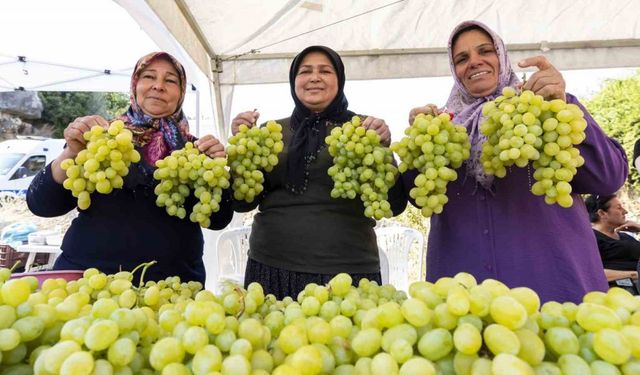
212 70 226 141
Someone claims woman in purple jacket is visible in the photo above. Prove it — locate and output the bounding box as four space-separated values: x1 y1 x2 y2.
405 21 628 303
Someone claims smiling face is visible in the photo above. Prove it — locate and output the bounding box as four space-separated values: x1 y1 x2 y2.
452 29 500 98
135 58 182 118
294 51 339 112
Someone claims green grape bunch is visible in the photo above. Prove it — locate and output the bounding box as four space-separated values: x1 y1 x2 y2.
153 142 230 228
479 87 587 208
226 120 284 203
391 112 471 217
325 116 399 220
60 120 141 210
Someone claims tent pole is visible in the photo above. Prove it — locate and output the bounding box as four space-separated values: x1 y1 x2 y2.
212 70 226 141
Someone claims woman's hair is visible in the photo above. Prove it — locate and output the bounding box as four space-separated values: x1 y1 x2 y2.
451 25 493 50
585 194 617 222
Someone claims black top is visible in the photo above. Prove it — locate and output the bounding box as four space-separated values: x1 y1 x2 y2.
26 161 233 283
593 229 640 271
234 117 407 274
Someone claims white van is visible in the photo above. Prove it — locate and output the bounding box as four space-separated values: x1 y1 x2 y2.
0 138 65 196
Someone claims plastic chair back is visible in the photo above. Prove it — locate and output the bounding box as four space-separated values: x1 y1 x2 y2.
215 226 251 286
375 226 425 291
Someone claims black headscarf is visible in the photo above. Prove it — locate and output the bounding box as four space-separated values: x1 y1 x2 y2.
286 45 355 194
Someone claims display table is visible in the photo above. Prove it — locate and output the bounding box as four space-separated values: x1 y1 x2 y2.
16 244 61 271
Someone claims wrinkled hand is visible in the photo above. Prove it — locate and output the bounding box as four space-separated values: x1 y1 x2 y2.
63 115 109 157
231 110 260 136
518 56 566 101
362 116 391 147
408 104 440 125
615 221 640 233
195 135 225 158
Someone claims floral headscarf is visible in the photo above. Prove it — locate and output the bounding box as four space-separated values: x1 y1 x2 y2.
120 52 195 166
445 21 520 189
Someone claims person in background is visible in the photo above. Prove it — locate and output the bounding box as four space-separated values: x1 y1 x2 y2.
27 52 233 283
231 45 407 299
404 20 628 303
585 194 639 293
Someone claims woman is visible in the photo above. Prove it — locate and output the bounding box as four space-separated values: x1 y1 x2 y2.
405 21 628 303
231 45 407 299
27 52 233 283
585 194 639 292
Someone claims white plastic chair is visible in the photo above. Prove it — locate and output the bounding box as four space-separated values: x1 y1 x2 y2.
215 226 251 287
375 226 425 291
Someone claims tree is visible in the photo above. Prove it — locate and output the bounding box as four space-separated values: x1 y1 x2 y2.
36 92 129 137
584 69 640 189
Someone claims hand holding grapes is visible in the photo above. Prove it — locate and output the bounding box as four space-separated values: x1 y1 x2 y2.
408 104 440 125
52 115 110 184
63 115 110 157
194 135 225 159
518 56 566 101
361 116 391 146
231 110 260 136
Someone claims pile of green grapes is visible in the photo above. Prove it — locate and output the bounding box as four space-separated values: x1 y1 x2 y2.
153 142 230 228
226 121 284 203
479 88 587 208
325 116 399 220
60 120 140 210
1 264 640 375
391 113 471 217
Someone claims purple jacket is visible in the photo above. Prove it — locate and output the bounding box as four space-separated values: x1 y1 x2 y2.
404 94 628 303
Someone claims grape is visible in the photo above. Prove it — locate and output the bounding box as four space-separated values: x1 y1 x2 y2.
490 295 528 330
390 112 470 217
59 351 94 375
417 327 453 361
479 88 586 207
84 320 119 351
399 357 436 375
60 121 140 209
3 265 639 374
453 322 482 355
154 142 230 227
192 345 222 374
351 328 382 357
1 279 31 307
288 345 323 375
325 116 399 219
227 120 283 202
592 328 631 365
491 353 534 375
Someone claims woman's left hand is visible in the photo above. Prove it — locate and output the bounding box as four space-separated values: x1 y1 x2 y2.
195 135 225 158
518 56 566 101
362 116 391 147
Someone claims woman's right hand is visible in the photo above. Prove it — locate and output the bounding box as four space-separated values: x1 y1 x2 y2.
231 110 260 136
51 115 109 184
63 115 110 157
408 104 440 125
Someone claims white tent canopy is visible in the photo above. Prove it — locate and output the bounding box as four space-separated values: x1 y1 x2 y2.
118 0 640 132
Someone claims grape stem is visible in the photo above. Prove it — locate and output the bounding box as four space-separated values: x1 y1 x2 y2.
9 260 22 273
138 261 158 288
234 286 246 318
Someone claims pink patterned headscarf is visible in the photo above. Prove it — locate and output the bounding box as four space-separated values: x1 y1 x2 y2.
445 21 520 189
120 52 195 166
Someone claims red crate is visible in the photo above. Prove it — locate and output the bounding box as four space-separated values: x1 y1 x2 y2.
0 244 50 269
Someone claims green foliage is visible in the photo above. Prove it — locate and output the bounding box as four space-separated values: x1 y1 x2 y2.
36 92 129 137
104 92 130 119
584 69 640 189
